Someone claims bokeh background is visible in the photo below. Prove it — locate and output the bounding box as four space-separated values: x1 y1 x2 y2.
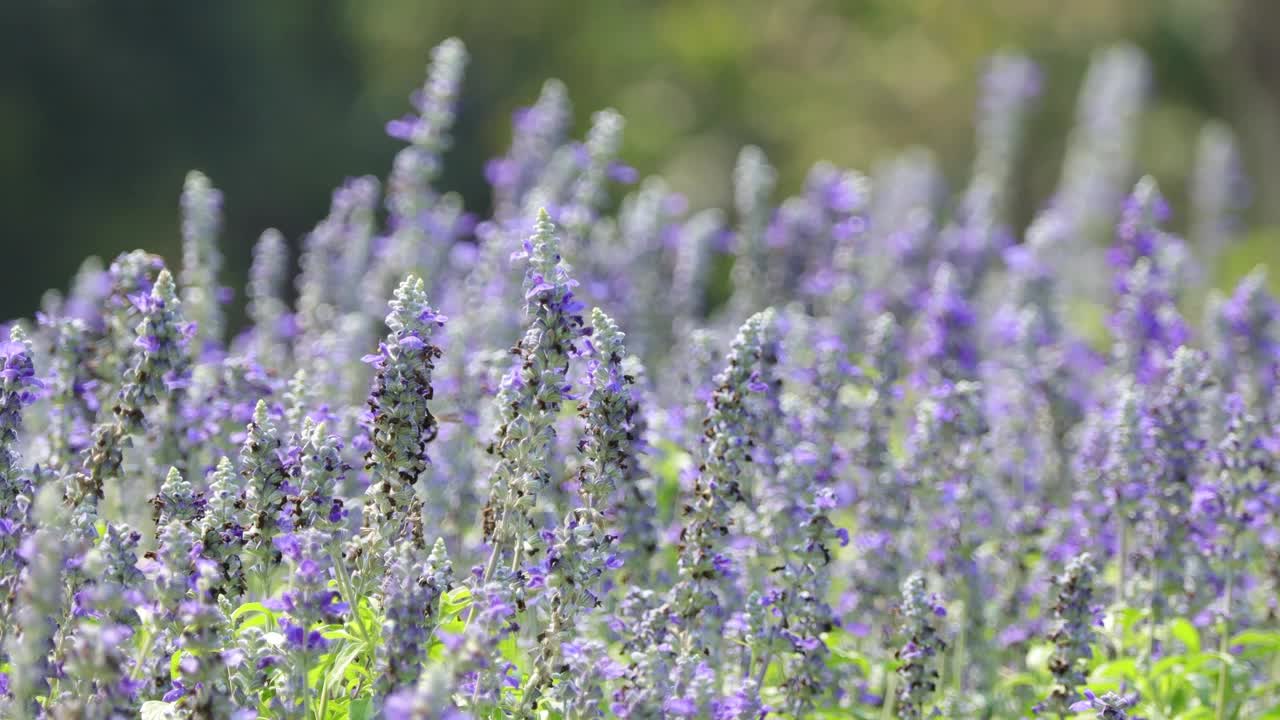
4 0 1280 324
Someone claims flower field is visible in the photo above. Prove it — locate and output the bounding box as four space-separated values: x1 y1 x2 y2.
0 38 1278 719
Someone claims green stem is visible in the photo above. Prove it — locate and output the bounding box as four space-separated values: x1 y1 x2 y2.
1117 514 1128 605
881 670 898 720
1214 561 1237 720
331 548 374 649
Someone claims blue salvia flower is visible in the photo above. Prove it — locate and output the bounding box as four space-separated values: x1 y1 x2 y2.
1069 689 1140 719
1193 393 1273 637
269 530 349 719
668 310 776 695
199 456 247 599
97 250 166 394
849 313 911 624
296 177 380 359
1110 177 1188 283
1039 553 1100 716
864 148 942 320
612 354 658 576
143 519 200 681
151 465 201 529
74 268 193 513
179 170 226 355
4 485 68 720
0 328 39 630
245 228 291 371
763 316 848 716
522 309 634 709
385 37 468 183
383 665 469 720
912 263 979 384
240 399 288 591
80 521 146 626
377 537 452 699
1111 257 1188 387
1208 267 1279 401
288 419 347 535
55 620 140 717
448 582 520 712
577 308 636 516
1147 346 1212 621
894 573 947 720
480 210 585 586
169 559 241 718
729 146 777 317
669 208 725 335
359 274 444 551
41 318 98 470
546 639 626 719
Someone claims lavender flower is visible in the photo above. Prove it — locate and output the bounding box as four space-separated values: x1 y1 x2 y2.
378 537 452 698
240 399 287 588
894 573 947 720
74 268 193 513
1041 553 1099 716
6 485 71 719
480 209 585 585
360 274 444 550
1069 689 1140 719
270 530 348 719
198 456 247 599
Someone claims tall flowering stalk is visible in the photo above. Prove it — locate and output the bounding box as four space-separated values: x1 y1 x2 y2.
1040 553 1100 717
269 530 350 719
894 573 947 720
199 456 247 600
480 209 585 586
377 537 452 700
0 327 40 636
368 37 469 302
522 308 634 711
73 268 193 517
665 309 776 713
359 274 444 554
4 485 68 720
240 399 288 593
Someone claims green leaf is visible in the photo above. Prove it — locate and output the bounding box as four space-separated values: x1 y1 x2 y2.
170 649 185 681
349 698 373 720
1170 618 1201 653
140 701 177 720
1230 629 1280 649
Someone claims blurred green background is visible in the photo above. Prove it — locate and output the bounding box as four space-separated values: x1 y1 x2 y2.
3 0 1279 323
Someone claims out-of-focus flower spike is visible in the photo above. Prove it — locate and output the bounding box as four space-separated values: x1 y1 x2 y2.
179 170 226 354
5 484 70 719
1191 121 1248 274
729 146 777 317
562 108 625 248
246 228 291 371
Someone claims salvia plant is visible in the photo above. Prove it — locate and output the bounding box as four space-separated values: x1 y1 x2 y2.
0 36 1277 720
